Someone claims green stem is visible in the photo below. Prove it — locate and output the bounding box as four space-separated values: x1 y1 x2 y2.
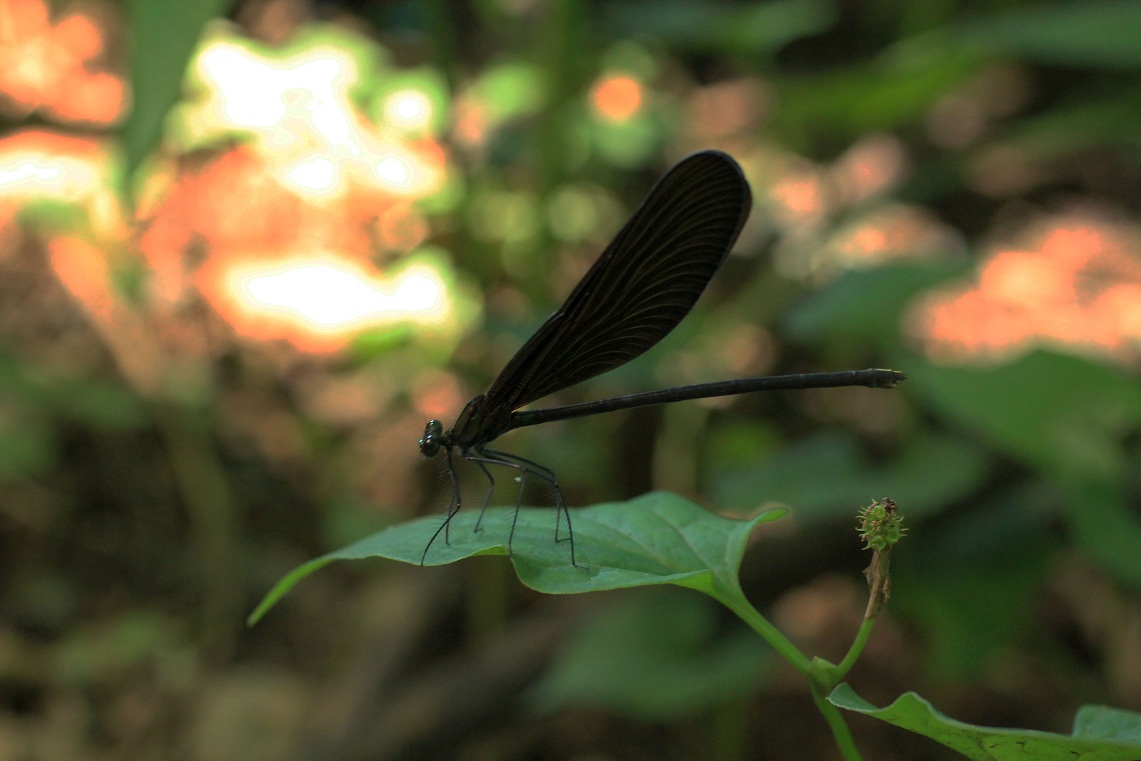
714 583 863 760
716 587 812 677
833 616 876 682
155 404 242 660
811 686 863 761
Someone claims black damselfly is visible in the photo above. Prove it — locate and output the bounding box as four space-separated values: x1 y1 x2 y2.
418 150 905 565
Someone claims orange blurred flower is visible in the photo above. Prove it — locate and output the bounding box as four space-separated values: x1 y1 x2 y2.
591 74 643 123
0 0 124 126
910 210 1141 366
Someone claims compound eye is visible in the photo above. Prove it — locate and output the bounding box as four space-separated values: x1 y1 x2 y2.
418 420 443 457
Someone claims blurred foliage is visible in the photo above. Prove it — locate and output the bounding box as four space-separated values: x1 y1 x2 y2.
2 0 1141 758
124 0 235 184
533 590 772 720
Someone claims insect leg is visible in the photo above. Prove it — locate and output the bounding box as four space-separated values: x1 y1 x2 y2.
420 446 463 565
470 448 578 567
472 458 496 534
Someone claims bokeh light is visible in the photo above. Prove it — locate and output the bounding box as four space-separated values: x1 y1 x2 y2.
0 130 107 201
122 27 458 356
176 30 447 203
0 0 124 125
590 73 644 123
384 88 433 131
826 204 962 268
766 159 831 233
910 211 1141 366
219 256 450 351
0 130 119 239
687 78 771 141
452 61 544 150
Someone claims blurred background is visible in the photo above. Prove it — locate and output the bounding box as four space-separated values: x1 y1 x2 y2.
1 0 1140 758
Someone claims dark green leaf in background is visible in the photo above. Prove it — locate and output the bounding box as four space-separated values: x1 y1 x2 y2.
989 94 1141 162
954 0 1141 69
123 0 235 192
532 590 770 719
905 350 1141 480
712 431 990 524
1061 477 1141 589
892 482 1056 676
770 48 983 148
782 262 970 349
606 0 838 57
0 351 144 429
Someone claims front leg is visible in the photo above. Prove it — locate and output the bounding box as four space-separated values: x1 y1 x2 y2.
420 446 463 565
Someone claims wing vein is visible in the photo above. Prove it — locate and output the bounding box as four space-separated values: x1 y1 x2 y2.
483 151 752 410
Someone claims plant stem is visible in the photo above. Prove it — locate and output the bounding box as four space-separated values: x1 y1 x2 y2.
811 687 863 761
712 574 867 759
834 616 876 682
155 404 242 661
716 587 812 677
829 545 891 681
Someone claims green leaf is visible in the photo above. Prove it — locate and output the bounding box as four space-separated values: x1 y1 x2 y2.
990 93 1141 161
782 261 970 347
606 0 838 57
712 431 990 523
1073 705 1141 745
470 61 547 123
249 492 786 624
532 590 770 719
123 0 234 189
0 351 144 428
905 351 1141 479
0 413 55 478
909 352 1141 587
829 685 1141 761
1062 477 1141 588
892 484 1054 676
771 48 983 147
954 0 1141 69
53 610 187 686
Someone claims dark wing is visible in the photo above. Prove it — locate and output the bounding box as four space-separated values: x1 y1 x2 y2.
483 150 752 411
